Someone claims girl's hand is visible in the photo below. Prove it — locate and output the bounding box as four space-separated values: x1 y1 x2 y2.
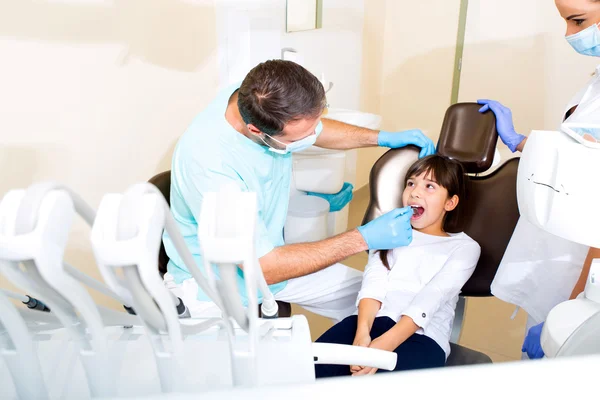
352 366 378 376
353 330 372 348
351 336 392 375
350 330 372 373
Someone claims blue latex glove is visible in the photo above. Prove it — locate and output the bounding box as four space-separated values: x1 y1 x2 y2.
307 182 354 212
357 206 414 250
522 322 545 359
378 130 436 158
477 99 526 153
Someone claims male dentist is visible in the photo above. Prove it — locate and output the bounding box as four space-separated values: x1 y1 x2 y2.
163 60 435 321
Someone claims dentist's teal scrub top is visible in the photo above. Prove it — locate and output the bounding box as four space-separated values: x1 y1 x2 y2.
163 83 322 304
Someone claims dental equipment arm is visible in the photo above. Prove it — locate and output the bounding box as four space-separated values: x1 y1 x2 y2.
198 186 277 386
12 182 134 308
91 183 225 392
116 182 222 316
517 130 600 358
0 186 119 397
0 289 49 400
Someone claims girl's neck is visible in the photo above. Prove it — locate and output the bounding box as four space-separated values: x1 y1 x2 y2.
415 223 449 237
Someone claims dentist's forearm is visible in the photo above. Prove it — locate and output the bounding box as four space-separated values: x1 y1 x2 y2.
315 118 379 150
259 229 368 284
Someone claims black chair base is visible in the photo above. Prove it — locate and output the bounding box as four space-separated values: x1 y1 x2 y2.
446 343 493 366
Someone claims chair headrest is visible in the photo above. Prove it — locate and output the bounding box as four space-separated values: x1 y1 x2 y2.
437 103 498 174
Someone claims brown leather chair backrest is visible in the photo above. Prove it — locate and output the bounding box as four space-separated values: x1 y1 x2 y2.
437 103 499 174
362 103 520 297
148 170 171 278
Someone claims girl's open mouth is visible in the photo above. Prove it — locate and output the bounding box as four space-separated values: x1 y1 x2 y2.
411 205 425 220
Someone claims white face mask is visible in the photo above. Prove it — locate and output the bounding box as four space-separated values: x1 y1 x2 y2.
258 121 323 155
260 132 318 154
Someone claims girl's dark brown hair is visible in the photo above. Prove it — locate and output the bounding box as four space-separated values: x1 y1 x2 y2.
379 154 468 269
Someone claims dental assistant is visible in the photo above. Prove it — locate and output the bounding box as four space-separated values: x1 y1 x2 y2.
162 60 436 322
478 0 600 359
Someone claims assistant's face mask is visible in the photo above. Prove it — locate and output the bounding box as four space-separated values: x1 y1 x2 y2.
566 22 600 57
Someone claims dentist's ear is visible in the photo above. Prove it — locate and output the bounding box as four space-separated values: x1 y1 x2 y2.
444 195 459 212
247 124 263 136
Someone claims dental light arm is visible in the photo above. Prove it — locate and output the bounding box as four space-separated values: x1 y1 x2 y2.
517 129 600 357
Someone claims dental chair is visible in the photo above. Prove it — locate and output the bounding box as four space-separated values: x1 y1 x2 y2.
362 102 521 366
148 170 293 318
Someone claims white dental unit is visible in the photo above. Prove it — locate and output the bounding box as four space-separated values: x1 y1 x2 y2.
517 128 600 358
0 180 395 399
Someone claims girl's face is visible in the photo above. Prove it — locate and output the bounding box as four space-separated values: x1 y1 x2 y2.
555 0 600 36
402 171 459 236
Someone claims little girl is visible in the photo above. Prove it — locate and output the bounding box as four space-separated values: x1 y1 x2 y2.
315 154 481 377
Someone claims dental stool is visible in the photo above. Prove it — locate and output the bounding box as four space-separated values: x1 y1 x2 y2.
148 170 292 318
362 103 521 366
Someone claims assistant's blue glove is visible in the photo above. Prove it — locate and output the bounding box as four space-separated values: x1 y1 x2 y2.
477 99 526 153
522 322 545 359
378 130 436 158
307 182 354 212
357 206 414 250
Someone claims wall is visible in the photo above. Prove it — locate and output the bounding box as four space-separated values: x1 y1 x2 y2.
215 0 365 111
458 0 599 161
356 0 462 189
0 0 220 309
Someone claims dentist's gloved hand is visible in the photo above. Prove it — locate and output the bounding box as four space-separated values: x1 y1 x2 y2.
307 182 354 212
522 322 545 359
477 99 526 153
378 130 436 158
357 206 414 250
